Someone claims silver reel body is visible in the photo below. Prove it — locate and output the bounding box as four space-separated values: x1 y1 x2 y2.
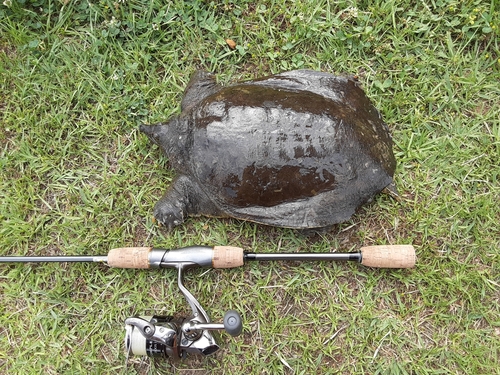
125 315 220 358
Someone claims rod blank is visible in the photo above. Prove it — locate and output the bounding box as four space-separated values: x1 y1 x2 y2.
244 252 361 262
0 256 108 263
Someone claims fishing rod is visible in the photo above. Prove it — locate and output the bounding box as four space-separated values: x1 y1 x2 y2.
1 244 415 359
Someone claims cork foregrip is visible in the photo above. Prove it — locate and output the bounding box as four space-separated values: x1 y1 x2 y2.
212 246 244 268
360 245 416 268
107 247 152 269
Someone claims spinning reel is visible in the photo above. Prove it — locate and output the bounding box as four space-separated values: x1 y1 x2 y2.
124 260 243 359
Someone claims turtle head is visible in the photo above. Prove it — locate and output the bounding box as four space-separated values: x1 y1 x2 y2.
140 117 188 159
139 123 164 146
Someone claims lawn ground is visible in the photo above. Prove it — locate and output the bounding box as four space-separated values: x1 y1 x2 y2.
0 1 499 374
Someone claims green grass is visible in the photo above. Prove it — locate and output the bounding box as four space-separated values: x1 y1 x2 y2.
1 0 499 374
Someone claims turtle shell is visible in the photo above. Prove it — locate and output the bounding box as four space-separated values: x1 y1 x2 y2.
140 70 396 229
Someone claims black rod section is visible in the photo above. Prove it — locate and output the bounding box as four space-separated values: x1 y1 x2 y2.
0 256 107 263
244 252 361 262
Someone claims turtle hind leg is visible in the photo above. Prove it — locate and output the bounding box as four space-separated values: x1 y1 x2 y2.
153 175 220 230
298 225 334 236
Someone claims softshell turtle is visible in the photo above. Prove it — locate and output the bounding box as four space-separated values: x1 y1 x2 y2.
140 70 396 230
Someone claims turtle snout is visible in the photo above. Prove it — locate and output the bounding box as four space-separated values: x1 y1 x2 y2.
139 124 160 145
139 124 154 136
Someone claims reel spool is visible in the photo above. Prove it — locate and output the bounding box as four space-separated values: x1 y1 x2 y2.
125 316 180 358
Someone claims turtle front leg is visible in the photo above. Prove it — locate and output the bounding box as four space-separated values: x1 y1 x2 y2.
153 176 193 230
153 175 219 230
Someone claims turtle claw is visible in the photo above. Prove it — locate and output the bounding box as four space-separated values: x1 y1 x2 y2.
153 199 185 230
152 176 198 230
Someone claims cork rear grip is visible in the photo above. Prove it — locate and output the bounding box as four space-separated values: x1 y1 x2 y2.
107 247 152 269
212 246 244 268
360 245 416 268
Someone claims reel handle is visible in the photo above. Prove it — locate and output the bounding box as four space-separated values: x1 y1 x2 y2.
223 310 243 337
183 310 243 337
